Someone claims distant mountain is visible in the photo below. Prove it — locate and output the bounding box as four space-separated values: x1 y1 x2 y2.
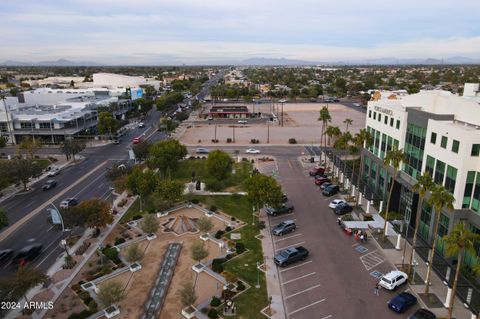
0 59 102 66
240 57 318 66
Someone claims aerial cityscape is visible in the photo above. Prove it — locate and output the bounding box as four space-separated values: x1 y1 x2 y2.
1 1 480 319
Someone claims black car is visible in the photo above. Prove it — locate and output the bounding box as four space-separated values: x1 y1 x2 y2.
320 182 332 190
408 309 436 319
0 249 14 266
42 179 57 190
322 184 340 196
265 202 294 216
12 244 43 266
334 202 353 215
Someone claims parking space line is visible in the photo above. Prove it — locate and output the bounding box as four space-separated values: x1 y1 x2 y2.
287 298 326 316
275 233 303 242
280 261 312 272
275 241 305 252
285 284 321 299
282 272 316 285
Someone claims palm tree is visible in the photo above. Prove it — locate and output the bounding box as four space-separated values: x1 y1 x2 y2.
353 129 373 206
333 131 352 188
343 118 353 132
382 147 406 241
318 106 331 165
324 125 342 176
424 184 455 294
408 171 434 275
443 221 480 319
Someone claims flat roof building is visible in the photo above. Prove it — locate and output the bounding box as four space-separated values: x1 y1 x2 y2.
208 105 251 119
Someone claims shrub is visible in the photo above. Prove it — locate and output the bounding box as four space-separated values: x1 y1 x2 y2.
210 296 221 307
236 280 246 291
132 215 143 220
214 230 224 239
230 217 236 221
235 242 246 254
210 205 217 212
87 300 98 313
117 199 128 207
114 237 125 246
225 226 232 232
68 310 92 319
205 179 223 191
191 198 199 204
208 308 219 319
257 221 266 230
212 258 225 273
102 247 121 265
288 138 297 144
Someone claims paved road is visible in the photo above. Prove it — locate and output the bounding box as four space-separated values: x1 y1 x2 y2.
267 157 418 318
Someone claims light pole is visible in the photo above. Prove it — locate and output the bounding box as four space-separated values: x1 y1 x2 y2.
252 206 256 225
267 120 270 144
61 239 70 258
256 261 260 288
232 125 235 143
279 99 286 127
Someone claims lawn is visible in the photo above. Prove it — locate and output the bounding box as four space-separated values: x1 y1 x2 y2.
192 195 268 319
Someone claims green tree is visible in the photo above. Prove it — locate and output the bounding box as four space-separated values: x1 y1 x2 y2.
97 280 124 308
245 174 283 213
190 241 209 265
324 125 341 147
408 171 434 274
154 179 184 208
126 168 157 212
207 150 232 180
148 140 187 175
177 281 197 308
0 266 48 303
132 141 151 162
97 112 119 138
424 185 455 294
318 106 331 165
443 221 480 319
156 92 184 111
18 137 42 159
73 198 113 230
159 117 178 133
9 158 43 191
382 147 406 241
0 136 7 148
0 209 8 229
60 140 86 161
343 118 353 132
124 243 144 263
140 214 159 234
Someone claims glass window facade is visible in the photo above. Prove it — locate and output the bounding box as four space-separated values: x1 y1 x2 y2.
444 165 457 194
472 144 480 156
403 123 426 179
473 172 480 213
452 140 459 153
430 132 437 144
384 116 388 125
463 171 475 209
378 114 382 122
380 133 387 159
368 110 372 118
434 160 446 184
390 118 394 127
373 112 377 120
426 155 435 176
396 120 400 129
440 136 448 149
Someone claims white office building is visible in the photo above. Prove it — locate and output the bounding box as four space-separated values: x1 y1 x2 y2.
92 73 161 91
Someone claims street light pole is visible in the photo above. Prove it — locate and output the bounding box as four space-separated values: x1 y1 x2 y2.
256 261 260 288
281 101 284 127
233 125 235 143
267 120 270 144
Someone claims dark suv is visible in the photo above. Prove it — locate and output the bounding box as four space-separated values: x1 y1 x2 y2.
12 244 43 266
334 202 353 215
272 220 296 236
42 180 57 190
322 184 340 196
266 202 294 216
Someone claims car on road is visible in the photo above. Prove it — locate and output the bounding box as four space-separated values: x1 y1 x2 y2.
138 122 145 128
42 179 57 191
12 244 43 266
196 148 209 154
314 176 330 186
329 199 346 209
237 120 248 124
353 103 361 107
132 137 141 144
272 220 296 236
309 166 325 176
322 184 340 196
388 292 417 313
0 249 14 266
333 202 353 215
408 309 436 319
320 182 332 190
60 198 79 209
246 148 260 154
112 139 121 144
379 270 408 290
265 202 294 216
274 246 309 267
47 167 60 177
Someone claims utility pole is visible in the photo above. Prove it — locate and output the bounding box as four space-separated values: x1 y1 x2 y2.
267 120 270 144
232 125 235 143
214 124 217 141
281 101 284 127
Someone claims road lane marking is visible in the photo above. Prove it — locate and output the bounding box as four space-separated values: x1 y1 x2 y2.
275 233 303 242
275 241 305 252
34 233 65 267
73 173 106 198
285 284 321 299
320 315 333 319
282 272 316 285
288 160 293 169
25 200 36 208
0 160 108 242
287 298 326 316
280 261 312 273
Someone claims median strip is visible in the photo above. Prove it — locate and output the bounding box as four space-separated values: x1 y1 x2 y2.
0 160 108 242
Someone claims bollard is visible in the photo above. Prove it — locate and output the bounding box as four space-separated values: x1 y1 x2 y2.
444 287 452 308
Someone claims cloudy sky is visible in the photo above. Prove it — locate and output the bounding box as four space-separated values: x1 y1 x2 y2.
1 0 480 64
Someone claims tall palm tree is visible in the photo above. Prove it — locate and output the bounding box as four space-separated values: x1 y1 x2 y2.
382 147 406 241
333 131 352 188
443 221 480 319
408 171 434 275
324 125 342 176
343 118 353 132
318 106 331 166
424 185 455 294
353 129 373 206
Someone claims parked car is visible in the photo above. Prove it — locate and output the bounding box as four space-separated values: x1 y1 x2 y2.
334 202 353 215
274 246 309 267
329 199 347 209
42 180 57 191
408 309 436 319
379 270 408 290
132 137 141 144
237 120 248 124
388 292 417 313
12 244 43 266
323 184 340 196
47 167 60 177
246 148 260 154
309 166 325 176
138 122 145 128
60 198 79 209
265 202 294 216
314 176 330 186
112 139 121 145
272 220 296 236
0 249 14 266
320 182 332 190
196 148 209 154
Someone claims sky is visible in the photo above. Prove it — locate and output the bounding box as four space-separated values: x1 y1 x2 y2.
1 0 480 64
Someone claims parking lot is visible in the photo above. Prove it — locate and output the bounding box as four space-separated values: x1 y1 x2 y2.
267 156 419 318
